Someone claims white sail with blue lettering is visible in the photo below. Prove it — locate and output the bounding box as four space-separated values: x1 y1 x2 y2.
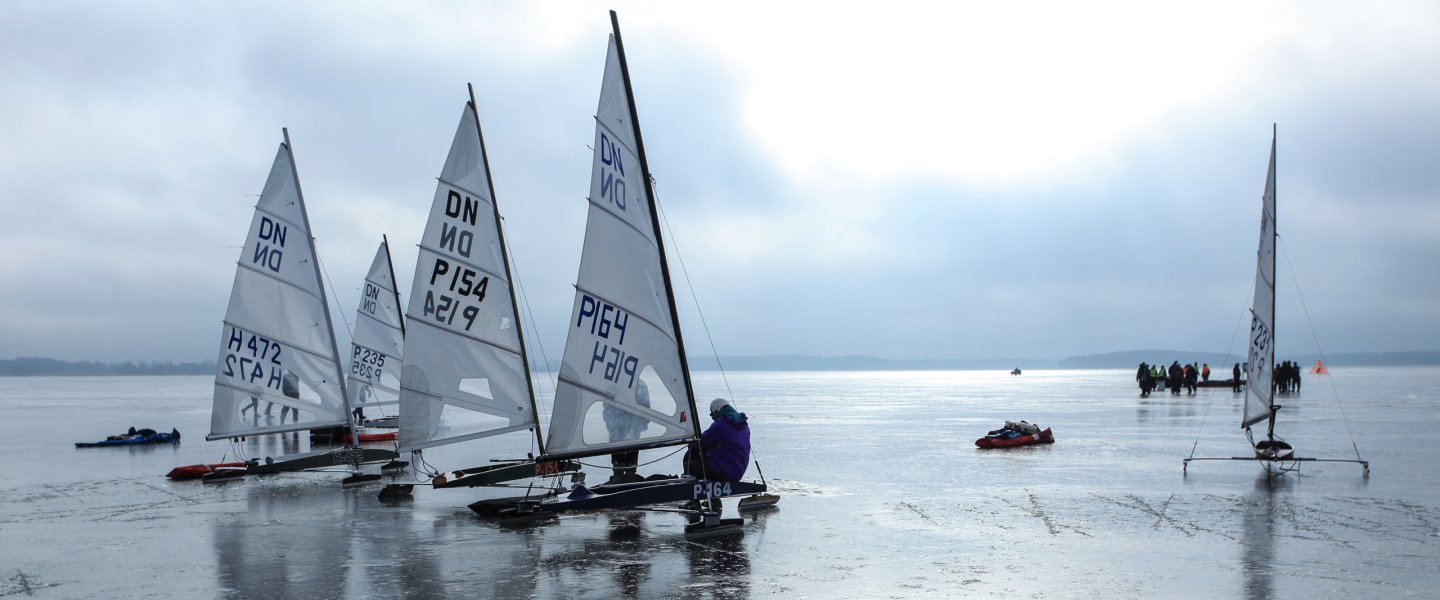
543 34 696 460
397 103 536 453
209 134 350 441
346 240 405 416
1242 135 1278 430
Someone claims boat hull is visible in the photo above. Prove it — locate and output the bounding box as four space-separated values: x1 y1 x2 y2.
76 429 180 448
975 427 1054 449
469 477 768 518
432 459 580 489
1254 439 1294 460
245 447 399 474
167 461 247 480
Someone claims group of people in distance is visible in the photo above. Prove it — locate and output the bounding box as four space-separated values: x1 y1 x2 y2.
1273 360 1303 394
1136 360 1243 397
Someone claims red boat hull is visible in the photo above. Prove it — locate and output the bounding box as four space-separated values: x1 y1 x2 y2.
358 431 396 443
975 427 1054 449
167 462 247 480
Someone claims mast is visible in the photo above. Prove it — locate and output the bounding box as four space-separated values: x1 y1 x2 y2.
1265 124 1279 442
609 10 704 444
382 234 406 338
282 128 358 448
469 84 546 454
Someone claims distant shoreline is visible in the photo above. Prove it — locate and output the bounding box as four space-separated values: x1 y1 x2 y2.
4 351 1438 376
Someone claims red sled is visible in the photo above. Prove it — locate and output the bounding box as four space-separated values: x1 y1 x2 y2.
357 431 397 443
167 462 247 480
975 428 1054 449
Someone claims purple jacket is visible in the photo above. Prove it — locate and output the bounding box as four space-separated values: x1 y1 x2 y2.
697 409 750 481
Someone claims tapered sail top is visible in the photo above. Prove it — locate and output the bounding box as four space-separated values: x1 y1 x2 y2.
397 105 533 453
1242 134 1278 430
346 240 405 415
210 140 349 440
544 34 695 459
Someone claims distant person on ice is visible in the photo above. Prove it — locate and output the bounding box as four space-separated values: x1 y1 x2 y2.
1233 362 1243 392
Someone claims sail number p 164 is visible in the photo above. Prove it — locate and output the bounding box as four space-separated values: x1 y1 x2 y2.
576 294 639 388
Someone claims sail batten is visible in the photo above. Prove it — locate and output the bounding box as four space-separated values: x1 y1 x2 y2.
396 103 536 454
210 138 350 441
542 26 700 461
346 241 405 414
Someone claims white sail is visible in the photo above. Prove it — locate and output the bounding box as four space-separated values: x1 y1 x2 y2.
1242 134 1278 430
397 104 535 453
210 137 349 441
346 240 405 416
544 35 696 459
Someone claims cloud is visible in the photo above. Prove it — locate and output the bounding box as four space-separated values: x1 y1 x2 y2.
1 1 1438 364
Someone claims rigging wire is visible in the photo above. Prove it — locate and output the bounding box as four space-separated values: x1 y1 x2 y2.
650 176 768 477
313 242 356 341
1278 237 1366 463
649 176 735 403
496 214 557 457
314 242 401 420
1187 273 1256 459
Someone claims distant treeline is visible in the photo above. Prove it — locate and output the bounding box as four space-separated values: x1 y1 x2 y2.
4 351 1437 376
0 357 215 376
688 355 1057 371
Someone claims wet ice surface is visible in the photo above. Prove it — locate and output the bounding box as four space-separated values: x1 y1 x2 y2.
1 368 1437 598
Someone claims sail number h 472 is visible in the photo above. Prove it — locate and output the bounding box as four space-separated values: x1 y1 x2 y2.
221 326 285 391
576 294 639 388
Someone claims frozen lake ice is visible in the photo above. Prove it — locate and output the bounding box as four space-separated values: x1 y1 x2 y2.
1 367 1436 598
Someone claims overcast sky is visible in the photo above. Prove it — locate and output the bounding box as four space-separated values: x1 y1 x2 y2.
2 1 1438 365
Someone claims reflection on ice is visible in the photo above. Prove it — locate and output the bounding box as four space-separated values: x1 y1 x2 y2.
2 369 1438 597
